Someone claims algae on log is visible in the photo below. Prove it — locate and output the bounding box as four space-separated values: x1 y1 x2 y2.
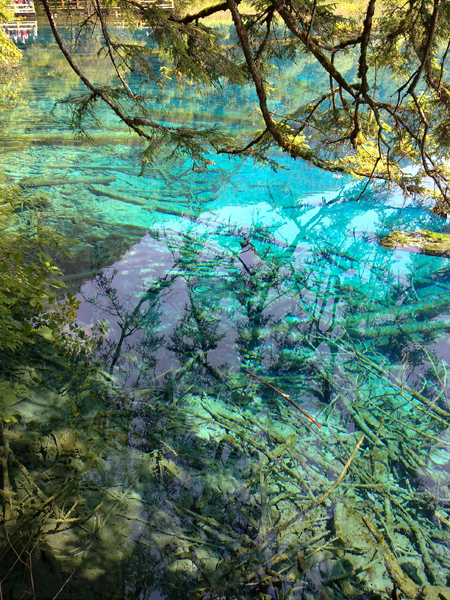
362 515 450 600
20 175 116 188
380 230 450 257
89 184 147 206
89 185 196 215
143 203 196 219
348 318 450 341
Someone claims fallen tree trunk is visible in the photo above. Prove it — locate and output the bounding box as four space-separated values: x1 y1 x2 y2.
89 184 146 206
20 175 116 188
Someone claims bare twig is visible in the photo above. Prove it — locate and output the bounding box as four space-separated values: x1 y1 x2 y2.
244 370 322 429
52 568 76 600
306 433 365 512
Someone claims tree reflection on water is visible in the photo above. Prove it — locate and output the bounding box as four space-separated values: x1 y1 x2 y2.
2 220 450 599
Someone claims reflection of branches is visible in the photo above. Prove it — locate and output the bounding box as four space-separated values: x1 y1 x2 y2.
94 0 136 101
80 221 450 415
107 281 168 375
169 291 226 379
6 220 450 597
41 0 231 168
86 270 174 376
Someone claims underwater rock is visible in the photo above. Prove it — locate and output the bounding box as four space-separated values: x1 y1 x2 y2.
399 556 426 586
7 430 42 466
53 428 87 459
380 230 450 257
371 445 389 482
29 544 63 598
429 446 450 466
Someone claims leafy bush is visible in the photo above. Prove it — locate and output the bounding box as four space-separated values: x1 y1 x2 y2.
0 185 68 352
0 185 109 423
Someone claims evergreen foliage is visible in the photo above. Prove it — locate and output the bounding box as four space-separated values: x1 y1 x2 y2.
36 0 450 214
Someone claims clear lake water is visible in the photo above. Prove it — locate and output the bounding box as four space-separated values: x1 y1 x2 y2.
1 17 450 600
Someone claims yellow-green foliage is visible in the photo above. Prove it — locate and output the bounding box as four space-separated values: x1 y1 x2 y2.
380 230 450 256
0 379 29 423
0 0 22 103
0 0 20 68
0 186 108 423
178 0 254 21
0 186 67 352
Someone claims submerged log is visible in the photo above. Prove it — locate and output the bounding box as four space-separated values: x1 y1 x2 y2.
90 184 198 211
380 230 450 257
362 515 450 600
116 190 190 205
348 318 450 340
151 195 190 205
113 187 189 205
347 293 450 327
143 203 196 219
20 175 116 188
89 185 146 206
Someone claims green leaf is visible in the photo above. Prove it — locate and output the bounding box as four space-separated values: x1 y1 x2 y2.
22 322 33 336
35 326 55 341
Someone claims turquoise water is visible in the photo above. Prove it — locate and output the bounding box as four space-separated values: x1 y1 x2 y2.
2 18 450 599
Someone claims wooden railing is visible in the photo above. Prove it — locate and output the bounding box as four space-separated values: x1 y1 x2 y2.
9 1 36 15
3 19 38 41
140 0 174 9
47 0 174 12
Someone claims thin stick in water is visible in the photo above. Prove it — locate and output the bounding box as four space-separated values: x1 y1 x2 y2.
244 370 322 429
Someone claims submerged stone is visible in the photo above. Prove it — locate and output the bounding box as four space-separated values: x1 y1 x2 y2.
429 447 450 466
380 230 450 257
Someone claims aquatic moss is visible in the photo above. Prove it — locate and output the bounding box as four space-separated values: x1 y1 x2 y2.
380 230 450 257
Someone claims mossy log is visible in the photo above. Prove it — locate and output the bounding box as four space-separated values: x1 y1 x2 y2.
89 184 147 206
139 194 189 205
349 319 450 340
362 515 450 600
143 203 196 219
380 230 450 257
347 294 450 327
114 188 189 204
20 175 116 188
116 189 190 205
90 185 195 213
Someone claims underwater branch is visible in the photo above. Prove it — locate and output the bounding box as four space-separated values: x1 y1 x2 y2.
244 370 322 429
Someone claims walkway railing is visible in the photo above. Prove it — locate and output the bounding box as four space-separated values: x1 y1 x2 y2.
47 0 174 12
3 19 38 42
8 1 36 15
140 0 174 9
